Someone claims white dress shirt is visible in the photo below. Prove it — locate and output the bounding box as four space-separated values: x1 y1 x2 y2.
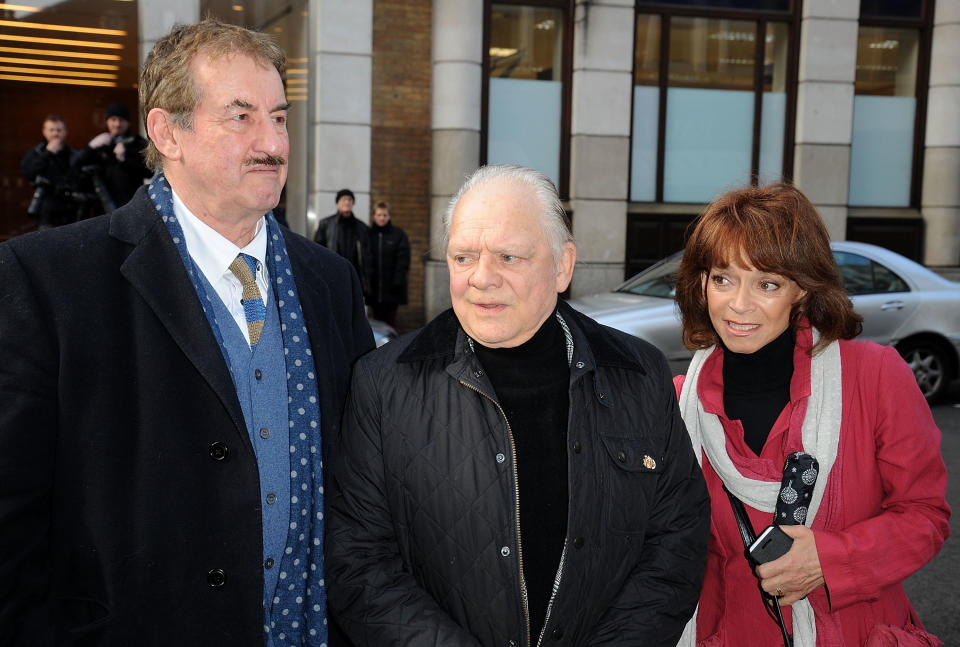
172 189 269 346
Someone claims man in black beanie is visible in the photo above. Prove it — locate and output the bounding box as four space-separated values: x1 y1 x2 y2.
76 101 152 214
314 188 371 295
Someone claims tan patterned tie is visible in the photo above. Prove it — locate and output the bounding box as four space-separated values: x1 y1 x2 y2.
228 253 266 346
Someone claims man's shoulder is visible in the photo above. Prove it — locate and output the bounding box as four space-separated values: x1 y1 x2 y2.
358 309 458 371
561 301 666 375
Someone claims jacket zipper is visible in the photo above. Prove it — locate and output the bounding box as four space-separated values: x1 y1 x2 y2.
535 541 567 646
460 379 531 647
535 379 576 645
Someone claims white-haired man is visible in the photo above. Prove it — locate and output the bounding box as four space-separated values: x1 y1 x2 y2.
327 164 710 646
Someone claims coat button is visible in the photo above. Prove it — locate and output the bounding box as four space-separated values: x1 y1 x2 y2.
264 558 274 569
573 441 582 454
266 493 277 505
496 453 506 464
259 427 270 439
500 546 510 557
552 627 564 639
573 536 584 549
474 370 483 378
209 442 228 461
617 451 627 463
207 568 226 587
575 361 584 369
255 368 262 380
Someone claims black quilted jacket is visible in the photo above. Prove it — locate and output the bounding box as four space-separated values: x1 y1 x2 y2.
327 301 710 646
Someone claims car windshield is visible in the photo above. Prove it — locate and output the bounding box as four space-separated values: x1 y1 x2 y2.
615 253 682 298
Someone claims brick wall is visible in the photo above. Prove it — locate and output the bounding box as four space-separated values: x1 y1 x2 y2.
371 0 433 332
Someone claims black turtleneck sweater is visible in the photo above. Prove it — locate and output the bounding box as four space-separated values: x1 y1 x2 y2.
721 328 795 456
473 313 569 637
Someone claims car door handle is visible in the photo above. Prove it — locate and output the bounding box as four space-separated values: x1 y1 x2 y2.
881 300 904 311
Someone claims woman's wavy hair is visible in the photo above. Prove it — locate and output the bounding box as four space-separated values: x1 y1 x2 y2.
675 183 862 355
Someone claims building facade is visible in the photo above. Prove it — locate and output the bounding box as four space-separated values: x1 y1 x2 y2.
2 0 956 328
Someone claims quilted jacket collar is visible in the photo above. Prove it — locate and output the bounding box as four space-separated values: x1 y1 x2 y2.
399 300 647 375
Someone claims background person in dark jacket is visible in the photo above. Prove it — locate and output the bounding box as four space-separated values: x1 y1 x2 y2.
75 101 151 214
366 200 410 328
314 188 370 294
20 115 81 229
327 164 710 646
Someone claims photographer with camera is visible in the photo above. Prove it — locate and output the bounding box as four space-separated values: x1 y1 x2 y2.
20 115 82 229
76 101 151 215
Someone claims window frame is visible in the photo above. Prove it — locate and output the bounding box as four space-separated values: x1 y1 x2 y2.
481 0 574 198
855 2 935 208
631 1 801 203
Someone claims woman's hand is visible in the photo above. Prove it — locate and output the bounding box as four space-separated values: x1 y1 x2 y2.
755 524 825 606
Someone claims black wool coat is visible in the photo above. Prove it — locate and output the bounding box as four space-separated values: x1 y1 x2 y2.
367 222 410 306
0 187 373 646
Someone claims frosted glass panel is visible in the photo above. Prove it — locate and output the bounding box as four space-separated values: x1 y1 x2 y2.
758 92 786 184
631 86 659 201
849 95 915 207
664 87 754 203
488 78 562 187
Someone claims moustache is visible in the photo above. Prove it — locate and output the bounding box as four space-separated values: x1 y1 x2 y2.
244 155 287 167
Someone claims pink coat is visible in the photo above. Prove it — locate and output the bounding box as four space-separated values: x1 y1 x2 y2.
675 329 950 646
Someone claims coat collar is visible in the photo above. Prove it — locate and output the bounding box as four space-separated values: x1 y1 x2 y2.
112 186 248 442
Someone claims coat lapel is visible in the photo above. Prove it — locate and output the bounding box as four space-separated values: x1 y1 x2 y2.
112 193 248 444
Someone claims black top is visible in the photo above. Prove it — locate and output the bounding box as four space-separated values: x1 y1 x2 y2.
721 328 795 456
473 312 569 637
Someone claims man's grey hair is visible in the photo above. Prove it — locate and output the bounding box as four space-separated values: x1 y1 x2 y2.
443 164 575 266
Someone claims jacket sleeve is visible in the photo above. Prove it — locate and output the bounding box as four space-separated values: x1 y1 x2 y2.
326 359 483 647
21 146 49 181
813 345 950 610
588 353 710 645
394 229 411 286
0 244 59 645
313 218 327 246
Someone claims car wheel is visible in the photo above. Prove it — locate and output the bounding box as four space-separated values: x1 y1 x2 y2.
897 339 950 404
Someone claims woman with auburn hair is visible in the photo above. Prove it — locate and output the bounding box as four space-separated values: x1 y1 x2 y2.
673 183 949 647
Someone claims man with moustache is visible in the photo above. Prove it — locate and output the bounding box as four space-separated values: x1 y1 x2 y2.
0 19 372 646
327 164 709 646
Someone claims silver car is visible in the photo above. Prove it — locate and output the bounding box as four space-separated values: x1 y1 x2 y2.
568 241 960 402
368 318 398 348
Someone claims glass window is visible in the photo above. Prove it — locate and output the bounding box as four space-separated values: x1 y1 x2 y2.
617 252 682 298
631 14 661 202
663 17 756 202
758 22 788 184
859 0 921 20
833 251 909 294
0 0 141 236
487 5 564 188
639 0 790 9
848 26 919 207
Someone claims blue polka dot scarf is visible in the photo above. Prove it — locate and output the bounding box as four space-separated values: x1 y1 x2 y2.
148 173 328 646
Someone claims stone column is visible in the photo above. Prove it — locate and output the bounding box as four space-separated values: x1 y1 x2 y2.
568 0 635 296
310 1 373 234
921 0 960 266
424 0 483 320
791 0 859 240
